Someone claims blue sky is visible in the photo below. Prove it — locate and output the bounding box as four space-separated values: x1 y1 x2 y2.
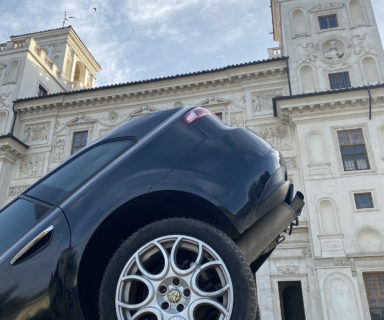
1 0 384 86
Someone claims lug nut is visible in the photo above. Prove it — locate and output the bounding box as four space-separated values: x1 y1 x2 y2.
172 278 181 286
161 302 169 310
177 304 185 312
159 285 167 294
183 288 191 297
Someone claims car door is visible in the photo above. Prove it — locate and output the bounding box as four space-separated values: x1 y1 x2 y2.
0 196 70 320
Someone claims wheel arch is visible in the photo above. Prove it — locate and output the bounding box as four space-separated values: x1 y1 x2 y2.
76 190 239 319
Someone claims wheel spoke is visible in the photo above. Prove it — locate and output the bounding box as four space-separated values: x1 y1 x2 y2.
130 307 163 320
135 241 169 281
188 298 230 318
117 275 154 310
170 236 204 276
191 261 231 298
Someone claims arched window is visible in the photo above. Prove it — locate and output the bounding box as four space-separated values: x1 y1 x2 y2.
292 9 307 36
349 0 365 25
73 61 84 82
5 59 19 83
362 56 380 85
300 65 315 93
0 110 7 134
319 199 338 235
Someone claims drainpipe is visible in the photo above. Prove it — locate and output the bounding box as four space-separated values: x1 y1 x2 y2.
285 56 292 96
367 87 372 120
10 102 17 134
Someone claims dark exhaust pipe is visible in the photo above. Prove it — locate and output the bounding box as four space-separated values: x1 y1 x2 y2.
236 192 304 264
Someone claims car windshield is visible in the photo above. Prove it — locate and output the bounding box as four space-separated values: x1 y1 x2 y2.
27 139 134 205
0 199 51 255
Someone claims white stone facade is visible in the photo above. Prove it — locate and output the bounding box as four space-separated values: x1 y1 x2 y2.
0 1 383 319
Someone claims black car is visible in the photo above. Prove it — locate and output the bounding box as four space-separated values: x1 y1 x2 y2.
0 106 304 320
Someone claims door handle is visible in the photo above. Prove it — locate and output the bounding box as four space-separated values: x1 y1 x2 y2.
10 225 54 265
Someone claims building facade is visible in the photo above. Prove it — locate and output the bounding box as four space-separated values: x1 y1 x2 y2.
0 0 383 319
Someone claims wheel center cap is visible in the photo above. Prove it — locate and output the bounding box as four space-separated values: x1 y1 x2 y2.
167 289 182 303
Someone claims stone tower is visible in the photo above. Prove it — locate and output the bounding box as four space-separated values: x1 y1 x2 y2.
271 0 384 94
0 26 101 135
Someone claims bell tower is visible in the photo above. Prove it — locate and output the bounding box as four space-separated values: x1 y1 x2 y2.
271 0 384 94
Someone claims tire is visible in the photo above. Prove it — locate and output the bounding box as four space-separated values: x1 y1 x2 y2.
99 218 257 320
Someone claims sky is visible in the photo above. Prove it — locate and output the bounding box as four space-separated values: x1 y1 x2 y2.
1 0 384 87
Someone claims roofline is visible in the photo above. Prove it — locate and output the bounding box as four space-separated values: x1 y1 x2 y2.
15 56 287 104
10 26 72 38
272 83 384 116
10 26 101 70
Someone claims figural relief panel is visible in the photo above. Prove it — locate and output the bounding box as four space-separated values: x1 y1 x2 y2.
22 122 50 145
51 136 66 162
17 154 44 178
255 124 291 149
251 91 283 114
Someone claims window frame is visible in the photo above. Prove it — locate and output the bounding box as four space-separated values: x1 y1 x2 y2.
329 72 351 90
363 272 384 319
71 130 89 155
337 128 370 172
318 14 339 30
354 192 374 209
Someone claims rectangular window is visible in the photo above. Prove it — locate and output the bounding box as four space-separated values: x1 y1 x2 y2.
38 84 48 97
337 129 370 171
363 273 384 319
354 193 374 209
329 72 351 89
278 281 306 320
71 131 88 155
319 14 338 29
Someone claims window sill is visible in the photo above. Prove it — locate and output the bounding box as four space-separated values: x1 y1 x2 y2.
317 27 345 34
339 169 376 177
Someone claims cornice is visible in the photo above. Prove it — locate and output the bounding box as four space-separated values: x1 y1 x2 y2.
0 135 29 163
15 62 287 114
274 86 384 123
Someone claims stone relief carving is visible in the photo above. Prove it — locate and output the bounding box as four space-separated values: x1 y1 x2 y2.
0 93 11 108
285 157 298 170
309 2 344 13
51 136 66 162
55 115 97 134
251 91 283 114
230 95 246 111
17 154 44 177
256 125 290 149
277 265 299 274
324 40 344 60
314 257 350 267
8 184 30 197
230 112 245 127
297 42 318 63
319 37 350 64
351 34 376 56
22 122 50 145
130 106 159 117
